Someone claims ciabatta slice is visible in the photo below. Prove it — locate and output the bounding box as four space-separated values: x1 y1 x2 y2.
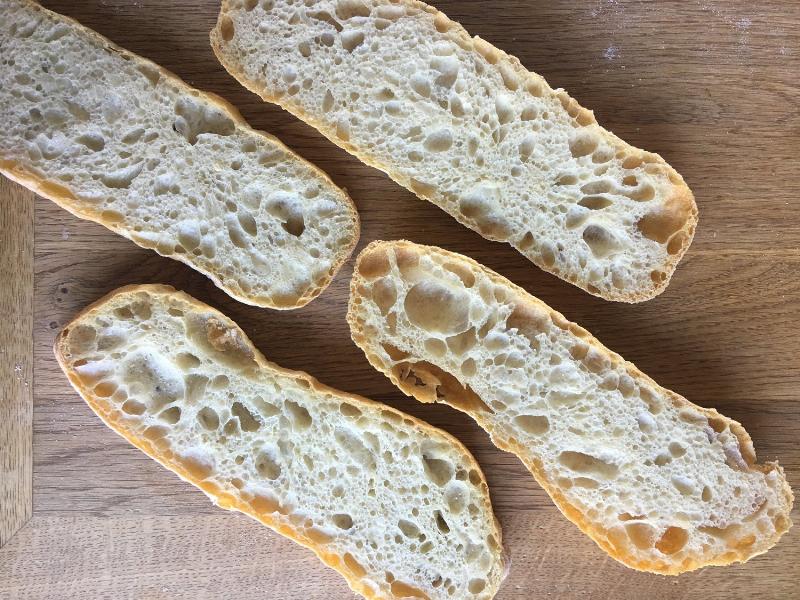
211 0 697 302
55 284 506 600
347 240 793 574
1 0 359 309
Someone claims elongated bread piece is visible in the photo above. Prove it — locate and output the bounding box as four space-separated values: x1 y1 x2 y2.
55 284 506 600
1 0 359 309
211 0 697 302
347 241 793 574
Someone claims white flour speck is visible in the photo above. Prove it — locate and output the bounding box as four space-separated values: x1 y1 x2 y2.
604 46 619 60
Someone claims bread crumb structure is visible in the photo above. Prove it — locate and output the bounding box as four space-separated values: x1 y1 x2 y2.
55 285 506 600
1 0 359 309
348 241 793 574
212 0 697 302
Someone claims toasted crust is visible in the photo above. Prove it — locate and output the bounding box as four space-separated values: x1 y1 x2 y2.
2 0 359 309
347 241 793 574
211 0 698 303
55 284 505 599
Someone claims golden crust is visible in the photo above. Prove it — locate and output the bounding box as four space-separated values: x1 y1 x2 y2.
55 283 504 599
347 240 794 575
210 0 698 303
3 0 360 310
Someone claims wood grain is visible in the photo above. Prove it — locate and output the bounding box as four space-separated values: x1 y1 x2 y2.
1 0 799 598
0 179 34 548
0 512 798 600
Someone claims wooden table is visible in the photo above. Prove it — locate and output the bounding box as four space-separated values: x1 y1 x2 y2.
2 1 799 598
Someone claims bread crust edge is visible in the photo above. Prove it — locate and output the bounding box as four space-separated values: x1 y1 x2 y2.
346 240 794 575
54 282 505 600
210 0 698 304
3 0 360 310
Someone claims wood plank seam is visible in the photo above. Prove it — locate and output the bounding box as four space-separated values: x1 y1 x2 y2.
0 178 34 548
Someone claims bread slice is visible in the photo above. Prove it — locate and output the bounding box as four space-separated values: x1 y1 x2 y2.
0 0 359 309
347 240 793 574
54 284 506 600
211 0 697 303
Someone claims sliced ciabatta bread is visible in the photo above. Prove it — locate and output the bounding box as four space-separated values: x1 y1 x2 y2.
1 0 359 309
347 241 793 574
55 284 506 600
211 0 697 302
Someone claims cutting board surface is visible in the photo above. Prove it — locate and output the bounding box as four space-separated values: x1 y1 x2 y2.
1 1 799 598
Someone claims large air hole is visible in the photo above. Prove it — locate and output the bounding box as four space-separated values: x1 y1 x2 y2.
578 196 613 210
159 405 182 424
446 327 477 355
371 278 397 315
175 352 201 370
76 132 105 152
185 374 209 404
558 451 618 479
424 338 447 358
655 526 689 555
424 129 453 152
669 442 686 458
173 97 234 145
514 414 550 435
121 349 184 409
340 403 362 418
422 455 454 486
197 406 219 430
232 401 261 432
266 191 306 237
398 519 420 538
637 205 687 244
122 399 146 415
583 224 620 258
211 374 230 390
343 553 367 577
625 522 656 550
253 396 280 418
237 211 258 236
404 280 470 335
335 426 375 469
102 163 144 189
226 216 248 248
332 514 353 529
434 510 450 534
224 419 239 437
282 215 305 237
255 448 281 480
390 582 428 599
671 476 695 496
569 133 599 157
93 381 117 398
444 481 468 514
285 400 312 430
179 450 215 480
219 15 235 40
341 29 365 52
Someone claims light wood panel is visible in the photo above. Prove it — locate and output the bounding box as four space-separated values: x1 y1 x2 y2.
0 180 34 547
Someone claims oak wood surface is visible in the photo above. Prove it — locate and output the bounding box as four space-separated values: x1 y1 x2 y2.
0 180 34 548
1 0 799 598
